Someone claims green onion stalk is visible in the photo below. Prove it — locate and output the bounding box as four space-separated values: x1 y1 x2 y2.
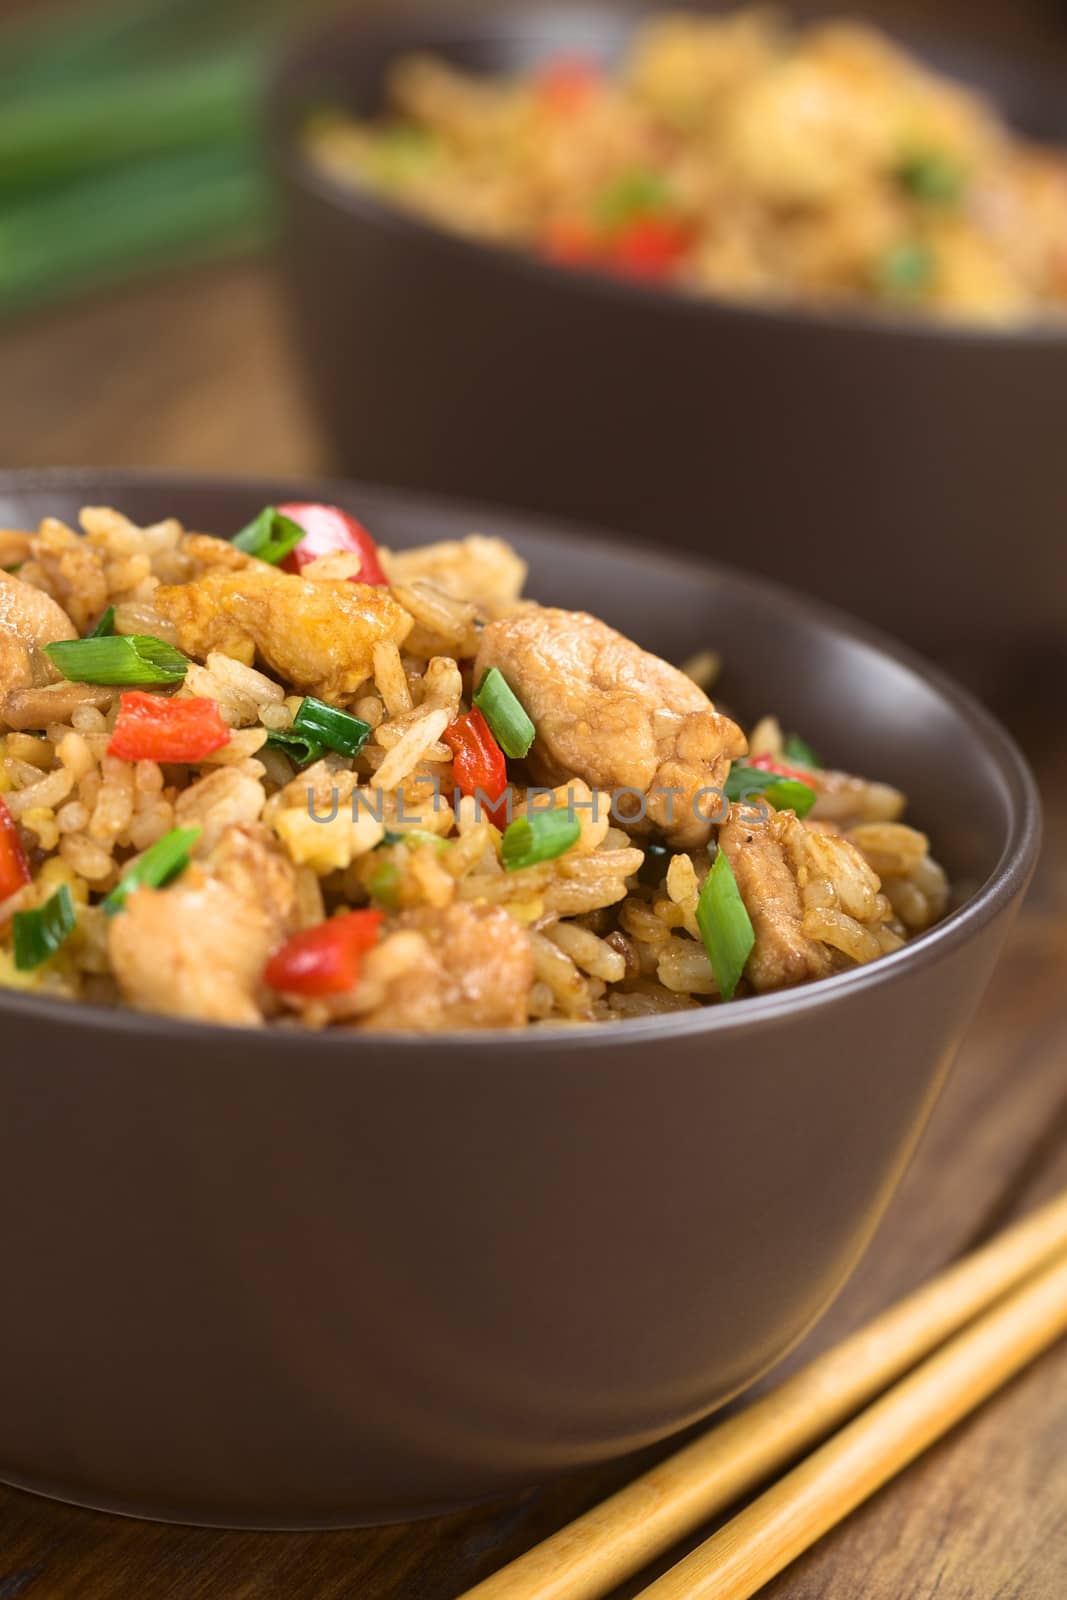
0 0 347 316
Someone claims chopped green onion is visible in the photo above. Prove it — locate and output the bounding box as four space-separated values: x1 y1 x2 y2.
502 807 581 871
895 151 967 205
368 123 440 183
263 727 326 768
44 633 187 685
403 828 450 851
231 505 305 565
2 562 22 574
638 841 672 885
0 142 267 319
473 667 535 759
724 765 816 819
876 240 935 298
596 168 671 231
696 850 755 1002
366 858 401 909
378 828 450 852
88 604 116 638
103 825 201 916
13 883 75 971
291 697 372 759
783 733 820 768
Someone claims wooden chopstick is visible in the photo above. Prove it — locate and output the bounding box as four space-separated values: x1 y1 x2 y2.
635 1246 1067 1599
456 1187 1067 1600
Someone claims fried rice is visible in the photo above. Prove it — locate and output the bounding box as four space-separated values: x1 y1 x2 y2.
306 9 1067 324
0 504 948 1030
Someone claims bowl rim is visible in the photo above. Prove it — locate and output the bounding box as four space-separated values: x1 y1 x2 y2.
265 0 1067 351
0 466 1042 1052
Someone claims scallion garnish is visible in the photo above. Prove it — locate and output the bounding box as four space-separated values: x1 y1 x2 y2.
405 829 451 851
366 858 401 908
13 883 75 971
231 505 305 565
596 167 671 230
696 850 754 1002
263 728 326 768
378 828 451 851
783 733 820 768
291 697 372 759
895 151 966 205
724 765 816 819
502 807 580 871
473 667 535 759
2 563 22 574
370 123 441 183
876 240 934 298
102 825 201 916
88 604 116 638
44 633 187 686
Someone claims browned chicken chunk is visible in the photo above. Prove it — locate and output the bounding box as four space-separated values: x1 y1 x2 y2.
0 570 77 701
356 902 533 1030
109 825 299 1025
154 566 413 701
475 607 746 848
719 803 898 992
718 808 834 992
0 531 32 570
381 534 527 616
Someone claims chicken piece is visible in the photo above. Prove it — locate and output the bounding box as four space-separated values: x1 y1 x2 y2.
109 875 272 1026
720 48 897 207
356 902 533 1030
109 824 299 1026
719 804 897 992
205 822 301 924
15 518 111 635
153 565 413 700
381 535 528 616
0 570 77 704
474 607 746 849
626 10 781 131
175 767 267 852
718 808 834 993
0 530 32 569
803 767 905 827
179 532 258 575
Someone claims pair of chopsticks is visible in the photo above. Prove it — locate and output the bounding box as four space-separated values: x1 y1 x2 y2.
456 1187 1067 1600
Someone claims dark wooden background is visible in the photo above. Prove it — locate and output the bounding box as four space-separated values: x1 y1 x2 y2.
1 0 1066 1583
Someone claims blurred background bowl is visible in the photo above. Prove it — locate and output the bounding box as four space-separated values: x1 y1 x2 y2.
268 2 1067 677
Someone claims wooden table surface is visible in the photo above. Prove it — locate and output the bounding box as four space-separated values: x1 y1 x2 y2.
0 261 1065 1599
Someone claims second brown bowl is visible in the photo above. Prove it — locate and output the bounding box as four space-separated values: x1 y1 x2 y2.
268 2 1067 671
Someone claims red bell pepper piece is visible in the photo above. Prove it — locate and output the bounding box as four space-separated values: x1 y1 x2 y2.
749 754 817 783
264 908 384 998
541 216 606 268
277 502 388 586
443 706 509 827
108 692 231 763
604 214 693 279
0 795 31 902
536 54 601 113
543 212 692 282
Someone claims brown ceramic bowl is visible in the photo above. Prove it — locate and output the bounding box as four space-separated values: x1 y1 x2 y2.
0 470 1039 1528
267 2 1067 671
